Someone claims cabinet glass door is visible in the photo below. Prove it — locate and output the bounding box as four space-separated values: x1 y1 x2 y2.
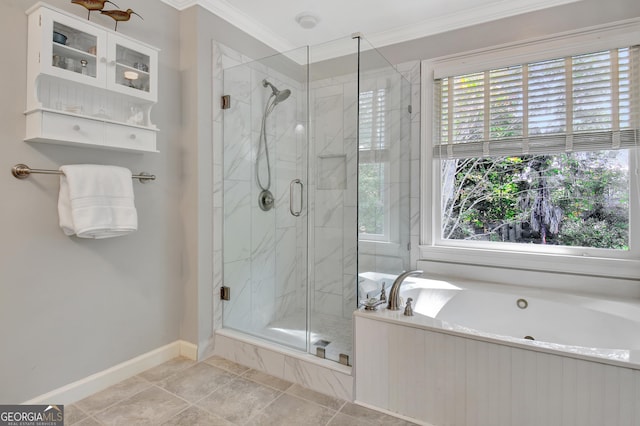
52 21 97 77
44 11 105 85
108 35 156 101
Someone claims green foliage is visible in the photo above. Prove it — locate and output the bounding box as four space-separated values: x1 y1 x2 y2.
558 216 628 249
359 162 385 235
442 151 629 249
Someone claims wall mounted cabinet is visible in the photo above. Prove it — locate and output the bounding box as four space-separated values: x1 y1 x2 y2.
25 2 159 152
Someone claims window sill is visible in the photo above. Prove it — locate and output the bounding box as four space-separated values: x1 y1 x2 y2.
419 245 640 280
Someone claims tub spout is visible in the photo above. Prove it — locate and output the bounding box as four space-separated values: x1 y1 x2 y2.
387 270 423 310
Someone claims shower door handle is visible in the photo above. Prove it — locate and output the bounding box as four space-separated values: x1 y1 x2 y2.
289 179 303 217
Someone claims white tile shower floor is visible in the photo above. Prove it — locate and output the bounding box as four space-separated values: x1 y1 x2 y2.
251 311 353 365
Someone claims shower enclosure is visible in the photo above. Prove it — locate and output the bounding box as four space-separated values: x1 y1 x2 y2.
221 36 411 364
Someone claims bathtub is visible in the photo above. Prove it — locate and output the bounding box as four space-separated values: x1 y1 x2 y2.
402 278 640 366
354 275 640 426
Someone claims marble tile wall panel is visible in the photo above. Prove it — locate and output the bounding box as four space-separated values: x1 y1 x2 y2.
342 206 357 276
313 291 343 318
309 74 359 331
314 189 344 229
342 274 358 319
223 104 252 182
314 227 344 295
342 82 358 142
213 333 285 377
223 180 252 263
283 356 353 401
212 43 225 335
317 155 347 190
275 227 297 298
214 331 354 401
222 259 252 331
313 86 344 151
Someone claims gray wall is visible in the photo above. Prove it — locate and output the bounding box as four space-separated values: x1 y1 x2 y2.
177 6 280 357
380 0 640 64
0 0 183 402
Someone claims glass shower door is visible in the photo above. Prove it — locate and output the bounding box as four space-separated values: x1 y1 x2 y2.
306 37 360 364
222 47 309 352
305 35 412 365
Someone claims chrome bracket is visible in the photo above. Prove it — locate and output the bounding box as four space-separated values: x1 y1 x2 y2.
220 286 230 301
339 353 350 366
221 95 231 110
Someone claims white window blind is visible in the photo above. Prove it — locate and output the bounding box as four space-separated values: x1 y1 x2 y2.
359 88 391 239
434 46 639 159
359 88 387 153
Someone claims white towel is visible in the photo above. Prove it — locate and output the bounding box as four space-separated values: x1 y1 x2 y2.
58 165 138 239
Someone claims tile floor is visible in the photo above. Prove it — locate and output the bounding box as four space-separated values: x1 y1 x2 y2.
65 355 418 425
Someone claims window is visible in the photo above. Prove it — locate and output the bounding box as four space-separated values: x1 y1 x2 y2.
421 24 640 277
359 87 390 241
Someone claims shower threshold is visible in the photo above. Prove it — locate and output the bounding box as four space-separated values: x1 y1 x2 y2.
214 327 353 401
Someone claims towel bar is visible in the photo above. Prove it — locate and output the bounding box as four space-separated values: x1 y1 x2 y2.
11 164 156 183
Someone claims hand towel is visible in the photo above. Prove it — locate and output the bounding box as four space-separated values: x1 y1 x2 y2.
58 164 138 239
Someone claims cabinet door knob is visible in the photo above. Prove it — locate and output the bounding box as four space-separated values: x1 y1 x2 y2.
129 134 137 140
100 57 107 63
109 60 116 66
72 124 81 131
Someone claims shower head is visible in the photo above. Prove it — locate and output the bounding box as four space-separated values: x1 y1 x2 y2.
262 79 291 104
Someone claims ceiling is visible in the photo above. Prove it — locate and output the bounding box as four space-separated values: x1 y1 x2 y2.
161 0 580 54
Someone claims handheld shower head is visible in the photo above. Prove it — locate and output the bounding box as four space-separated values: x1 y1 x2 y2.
262 79 291 104
274 89 291 104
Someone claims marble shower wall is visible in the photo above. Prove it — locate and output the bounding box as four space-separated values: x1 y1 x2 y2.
308 75 359 322
215 42 308 338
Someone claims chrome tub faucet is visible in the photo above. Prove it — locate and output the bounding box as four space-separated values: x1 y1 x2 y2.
387 270 423 310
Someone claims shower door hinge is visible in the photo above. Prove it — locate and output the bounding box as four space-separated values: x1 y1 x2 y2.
220 286 230 301
408 104 412 114
221 95 231 110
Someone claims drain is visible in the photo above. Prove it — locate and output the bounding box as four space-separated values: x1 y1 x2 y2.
313 339 331 348
516 298 528 309
524 335 535 341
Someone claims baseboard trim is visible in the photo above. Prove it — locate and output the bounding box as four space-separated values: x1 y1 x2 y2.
179 340 199 360
353 400 435 426
23 340 197 405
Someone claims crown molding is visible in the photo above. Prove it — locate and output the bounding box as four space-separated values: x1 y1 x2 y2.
158 0 198 10
159 0 296 53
